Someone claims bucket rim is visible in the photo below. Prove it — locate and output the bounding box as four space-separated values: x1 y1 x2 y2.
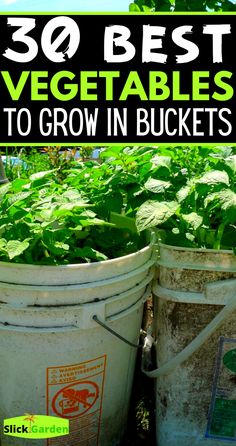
159 242 234 255
0 230 155 270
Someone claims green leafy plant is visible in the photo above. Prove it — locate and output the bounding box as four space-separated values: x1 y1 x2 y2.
0 170 143 264
1 145 235 261
135 147 236 250
68 144 235 251
78 146 94 161
129 0 236 12
42 147 77 180
1 147 78 182
66 146 155 220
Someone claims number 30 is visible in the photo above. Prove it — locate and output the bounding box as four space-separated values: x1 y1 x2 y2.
4 16 80 63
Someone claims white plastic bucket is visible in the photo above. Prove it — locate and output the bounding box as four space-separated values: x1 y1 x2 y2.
0 257 154 307
0 235 155 446
145 243 236 446
0 233 154 286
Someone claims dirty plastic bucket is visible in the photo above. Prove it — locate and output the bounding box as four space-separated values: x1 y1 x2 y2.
0 234 155 446
144 243 236 446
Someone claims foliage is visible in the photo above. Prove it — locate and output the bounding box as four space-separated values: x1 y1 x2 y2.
1 147 78 182
65 144 236 250
129 0 236 12
134 146 236 250
1 145 236 261
65 146 155 220
78 146 94 161
0 171 143 264
0 155 8 184
2 148 49 181
42 147 78 180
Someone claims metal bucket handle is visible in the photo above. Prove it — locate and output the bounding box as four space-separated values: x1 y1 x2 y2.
93 283 152 348
142 278 236 378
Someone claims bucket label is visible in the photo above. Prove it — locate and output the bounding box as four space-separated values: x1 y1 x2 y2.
46 355 106 446
206 337 236 441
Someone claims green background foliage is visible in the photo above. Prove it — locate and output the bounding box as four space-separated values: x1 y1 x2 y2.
129 0 236 12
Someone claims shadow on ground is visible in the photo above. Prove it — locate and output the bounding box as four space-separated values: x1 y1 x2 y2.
121 348 156 446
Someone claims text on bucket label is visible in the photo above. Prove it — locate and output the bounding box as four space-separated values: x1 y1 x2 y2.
46 355 106 446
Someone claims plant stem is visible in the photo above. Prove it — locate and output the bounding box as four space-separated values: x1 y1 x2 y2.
213 222 226 250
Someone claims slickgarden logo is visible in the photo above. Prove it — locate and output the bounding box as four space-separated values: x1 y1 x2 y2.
3 414 69 439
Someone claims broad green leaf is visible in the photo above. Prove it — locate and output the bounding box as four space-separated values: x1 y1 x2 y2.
79 210 97 218
0 183 10 201
197 170 229 186
25 221 42 232
220 190 236 223
103 193 123 214
186 233 195 242
151 155 171 169
58 202 90 211
225 155 236 173
221 226 236 249
198 228 216 247
123 146 152 156
52 203 91 219
205 189 236 224
138 161 152 179
176 185 192 202
29 170 55 181
110 212 137 232
100 147 123 158
73 247 108 262
0 238 6 250
8 205 29 220
136 200 178 231
6 239 30 260
62 189 83 200
144 178 171 193
46 241 70 256
29 170 56 188
211 146 233 158
69 227 86 237
31 195 56 210
38 209 53 221
142 5 152 10
204 192 219 207
0 224 7 236
11 178 29 192
182 212 203 230
8 191 33 206
129 2 141 10
79 218 114 227
106 172 137 187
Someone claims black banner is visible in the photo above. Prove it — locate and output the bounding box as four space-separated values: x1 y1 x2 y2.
0 13 235 143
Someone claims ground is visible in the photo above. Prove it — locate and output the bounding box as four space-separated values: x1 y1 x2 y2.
122 299 156 446
122 357 156 445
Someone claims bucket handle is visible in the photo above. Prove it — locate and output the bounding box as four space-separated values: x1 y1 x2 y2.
93 284 152 349
93 315 143 349
142 279 236 378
